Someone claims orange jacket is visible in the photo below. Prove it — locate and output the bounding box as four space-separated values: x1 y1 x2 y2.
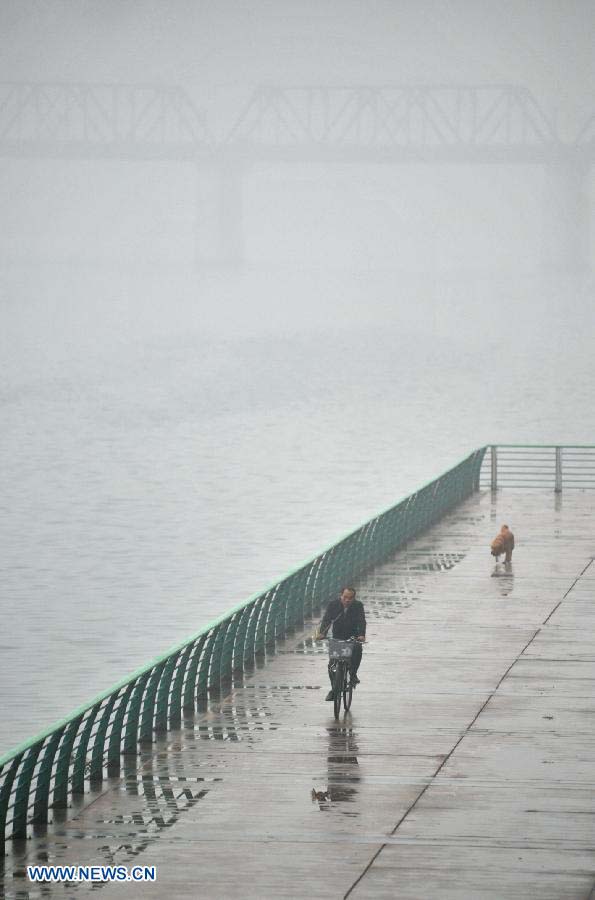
491 529 514 553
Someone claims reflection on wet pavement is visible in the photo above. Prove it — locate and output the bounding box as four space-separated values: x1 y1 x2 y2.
491 562 515 596
4 490 595 899
4 758 210 898
1 513 472 898
312 724 361 815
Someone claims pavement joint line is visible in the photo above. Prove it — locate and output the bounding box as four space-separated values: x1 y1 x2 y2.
344 557 592 900
343 627 537 898
542 558 595 626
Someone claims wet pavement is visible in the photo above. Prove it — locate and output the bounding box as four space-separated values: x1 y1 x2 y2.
3 489 595 899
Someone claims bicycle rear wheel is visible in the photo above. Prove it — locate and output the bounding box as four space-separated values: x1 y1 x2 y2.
343 669 353 712
333 663 344 720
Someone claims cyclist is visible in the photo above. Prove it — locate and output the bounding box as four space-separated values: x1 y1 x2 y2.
316 587 366 701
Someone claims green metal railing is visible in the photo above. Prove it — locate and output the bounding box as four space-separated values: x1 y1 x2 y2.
0 447 485 853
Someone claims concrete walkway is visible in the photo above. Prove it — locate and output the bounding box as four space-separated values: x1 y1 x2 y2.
4 490 595 899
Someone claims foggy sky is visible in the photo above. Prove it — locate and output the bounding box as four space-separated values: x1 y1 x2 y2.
1 1 594 129
0 3 593 273
1 0 595 752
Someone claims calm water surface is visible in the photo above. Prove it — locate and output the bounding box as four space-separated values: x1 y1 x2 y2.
1 265 593 752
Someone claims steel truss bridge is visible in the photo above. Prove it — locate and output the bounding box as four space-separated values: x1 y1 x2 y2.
0 81 593 164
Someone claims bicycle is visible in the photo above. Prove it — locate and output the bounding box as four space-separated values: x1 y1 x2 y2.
327 638 357 720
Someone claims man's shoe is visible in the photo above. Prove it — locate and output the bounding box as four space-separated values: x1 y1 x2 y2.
351 675 360 686
325 690 334 701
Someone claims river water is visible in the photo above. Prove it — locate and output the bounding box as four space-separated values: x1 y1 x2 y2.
1 263 593 753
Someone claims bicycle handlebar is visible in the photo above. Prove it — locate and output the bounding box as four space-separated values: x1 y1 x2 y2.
312 634 366 643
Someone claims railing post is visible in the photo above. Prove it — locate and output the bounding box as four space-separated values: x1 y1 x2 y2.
490 445 498 491
555 446 563 493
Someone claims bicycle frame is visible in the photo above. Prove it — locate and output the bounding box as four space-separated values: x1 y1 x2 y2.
327 656 354 719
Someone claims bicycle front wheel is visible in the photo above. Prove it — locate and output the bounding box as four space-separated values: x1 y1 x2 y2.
343 668 353 712
333 663 344 720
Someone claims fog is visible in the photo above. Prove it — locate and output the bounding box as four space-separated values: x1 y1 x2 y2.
1 1 594 748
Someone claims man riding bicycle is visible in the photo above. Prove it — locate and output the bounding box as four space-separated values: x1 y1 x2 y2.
316 587 366 701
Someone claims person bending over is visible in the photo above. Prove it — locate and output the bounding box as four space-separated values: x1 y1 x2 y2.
491 524 515 563
316 587 366 702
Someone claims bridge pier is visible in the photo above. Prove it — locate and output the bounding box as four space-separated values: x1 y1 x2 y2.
541 162 592 273
216 163 245 267
194 163 245 268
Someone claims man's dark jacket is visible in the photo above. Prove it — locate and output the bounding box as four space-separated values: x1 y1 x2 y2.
320 598 366 640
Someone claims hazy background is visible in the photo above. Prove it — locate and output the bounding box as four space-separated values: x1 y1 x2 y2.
1 0 594 751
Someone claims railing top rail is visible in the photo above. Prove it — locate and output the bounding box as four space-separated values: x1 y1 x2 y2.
488 444 595 449
0 446 485 768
